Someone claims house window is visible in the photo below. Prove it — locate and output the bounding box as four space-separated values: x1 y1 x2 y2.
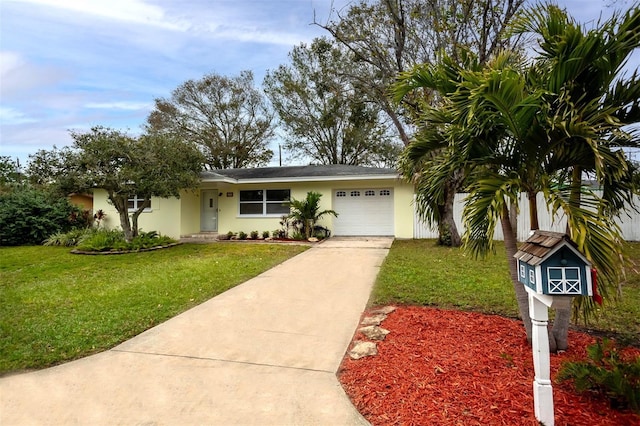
520 264 526 279
380 189 391 196
336 191 346 197
529 270 535 285
350 191 361 197
128 195 151 211
239 189 290 216
365 190 375 196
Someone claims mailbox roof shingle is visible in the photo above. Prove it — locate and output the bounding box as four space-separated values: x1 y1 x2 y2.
514 230 572 265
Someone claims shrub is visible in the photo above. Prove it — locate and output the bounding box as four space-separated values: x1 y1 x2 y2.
0 187 85 246
238 231 247 240
557 338 640 413
250 230 259 240
262 231 270 239
76 229 126 252
43 228 93 247
74 229 176 252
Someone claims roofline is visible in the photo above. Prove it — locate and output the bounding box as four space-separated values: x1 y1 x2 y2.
200 173 401 184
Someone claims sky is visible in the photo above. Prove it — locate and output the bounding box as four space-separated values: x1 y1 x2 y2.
0 0 636 167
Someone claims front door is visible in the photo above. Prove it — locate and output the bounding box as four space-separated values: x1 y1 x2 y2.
201 190 218 232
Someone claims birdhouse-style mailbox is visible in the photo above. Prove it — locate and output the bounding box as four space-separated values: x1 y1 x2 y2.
514 230 592 296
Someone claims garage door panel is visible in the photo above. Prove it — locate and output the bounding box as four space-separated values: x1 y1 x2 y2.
333 188 394 236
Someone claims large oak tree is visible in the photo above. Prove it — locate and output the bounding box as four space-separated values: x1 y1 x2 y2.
146 71 274 169
264 38 401 167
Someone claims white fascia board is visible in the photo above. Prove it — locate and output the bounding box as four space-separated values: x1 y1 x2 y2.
200 176 238 184
230 174 401 184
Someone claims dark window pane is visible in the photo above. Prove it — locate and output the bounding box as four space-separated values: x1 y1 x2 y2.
566 268 579 280
266 203 290 214
127 200 135 209
266 189 290 201
240 203 263 215
240 190 263 201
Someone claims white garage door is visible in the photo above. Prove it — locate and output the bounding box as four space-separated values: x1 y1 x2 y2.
332 188 394 236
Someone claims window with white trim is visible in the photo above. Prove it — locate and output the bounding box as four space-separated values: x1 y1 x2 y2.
128 195 151 211
336 191 346 197
380 189 391 196
350 190 361 197
529 270 535 285
365 190 375 196
239 189 290 216
547 267 581 294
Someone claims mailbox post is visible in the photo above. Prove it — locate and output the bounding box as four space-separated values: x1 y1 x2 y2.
514 230 594 426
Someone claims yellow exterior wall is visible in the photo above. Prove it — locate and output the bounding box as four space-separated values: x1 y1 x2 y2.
180 190 201 236
93 178 416 239
92 189 182 239
214 178 415 238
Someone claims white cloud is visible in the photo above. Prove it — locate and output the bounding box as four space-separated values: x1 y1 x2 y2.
85 101 152 111
0 107 36 125
4 0 190 31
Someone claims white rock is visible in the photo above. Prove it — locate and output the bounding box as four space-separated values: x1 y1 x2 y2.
349 341 378 359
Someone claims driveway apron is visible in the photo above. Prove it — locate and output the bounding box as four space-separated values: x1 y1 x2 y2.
0 237 393 425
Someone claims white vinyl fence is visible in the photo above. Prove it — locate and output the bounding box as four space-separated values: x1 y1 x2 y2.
414 193 640 242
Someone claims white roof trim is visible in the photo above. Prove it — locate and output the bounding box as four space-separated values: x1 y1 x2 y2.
201 174 400 184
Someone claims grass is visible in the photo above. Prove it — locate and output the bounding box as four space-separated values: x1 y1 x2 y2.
373 239 640 344
0 243 307 374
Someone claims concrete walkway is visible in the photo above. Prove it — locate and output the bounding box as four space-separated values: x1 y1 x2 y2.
0 237 393 425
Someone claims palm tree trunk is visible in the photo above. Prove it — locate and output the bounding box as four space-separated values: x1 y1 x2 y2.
437 170 463 247
501 204 532 342
552 166 583 351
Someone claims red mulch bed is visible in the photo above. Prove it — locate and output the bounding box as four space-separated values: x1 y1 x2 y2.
338 306 640 426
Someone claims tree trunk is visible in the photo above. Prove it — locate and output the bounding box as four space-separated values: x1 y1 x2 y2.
130 199 151 240
501 204 532 342
437 170 462 247
551 298 572 351
552 166 583 351
109 193 134 242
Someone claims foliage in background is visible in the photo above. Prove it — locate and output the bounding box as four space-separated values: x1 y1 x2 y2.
264 37 401 167
27 127 205 242
0 243 308 373
0 187 87 246
146 70 274 169
0 156 24 192
557 339 640 413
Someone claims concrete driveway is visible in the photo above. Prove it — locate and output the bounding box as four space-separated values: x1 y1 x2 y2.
0 237 393 425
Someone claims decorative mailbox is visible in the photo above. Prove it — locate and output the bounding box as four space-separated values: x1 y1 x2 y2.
514 230 592 296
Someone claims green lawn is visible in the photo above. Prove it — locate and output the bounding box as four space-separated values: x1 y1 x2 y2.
373 240 640 344
0 243 307 374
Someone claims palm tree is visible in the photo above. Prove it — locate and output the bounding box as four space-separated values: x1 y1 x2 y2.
394 2 640 349
287 191 338 239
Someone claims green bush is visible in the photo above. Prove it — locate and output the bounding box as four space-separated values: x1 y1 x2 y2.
0 187 85 246
557 338 640 413
238 231 247 240
262 231 270 239
250 230 259 240
77 229 125 251
74 229 176 252
43 228 92 247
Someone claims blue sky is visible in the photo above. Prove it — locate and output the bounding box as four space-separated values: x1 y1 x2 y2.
0 0 635 166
